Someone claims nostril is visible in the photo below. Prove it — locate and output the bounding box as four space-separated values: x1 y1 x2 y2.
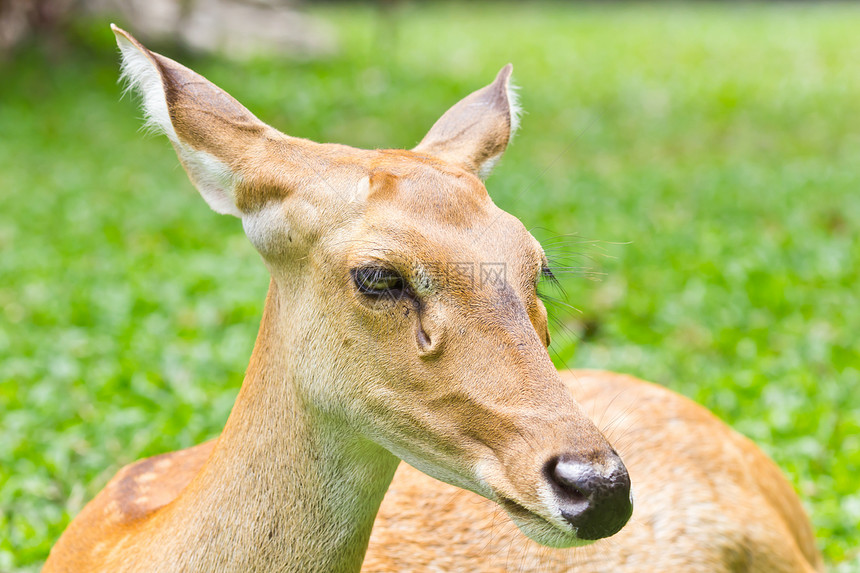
544 453 633 541
548 458 589 501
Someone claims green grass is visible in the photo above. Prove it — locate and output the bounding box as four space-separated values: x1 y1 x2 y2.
1 3 859 570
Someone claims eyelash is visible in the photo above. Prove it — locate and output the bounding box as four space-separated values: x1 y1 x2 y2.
536 265 560 302
541 265 558 283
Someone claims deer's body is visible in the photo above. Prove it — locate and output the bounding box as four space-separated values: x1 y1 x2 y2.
49 370 821 572
44 26 821 572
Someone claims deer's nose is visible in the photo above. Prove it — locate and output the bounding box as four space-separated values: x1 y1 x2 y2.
545 453 633 540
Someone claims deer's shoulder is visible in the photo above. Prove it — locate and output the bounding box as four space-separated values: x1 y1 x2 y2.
101 440 216 522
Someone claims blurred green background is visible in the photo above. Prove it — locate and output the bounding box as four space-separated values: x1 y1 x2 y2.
1 2 859 571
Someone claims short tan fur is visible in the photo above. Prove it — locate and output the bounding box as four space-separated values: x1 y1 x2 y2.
45 27 820 573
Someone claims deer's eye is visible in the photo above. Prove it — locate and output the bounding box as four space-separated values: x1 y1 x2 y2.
352 267 407 298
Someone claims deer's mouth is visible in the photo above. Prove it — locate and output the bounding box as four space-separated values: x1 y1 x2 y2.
496 494 545 522
495 492 594 549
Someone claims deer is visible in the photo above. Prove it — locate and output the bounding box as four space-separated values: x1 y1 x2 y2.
44 25 632 571
43 25 822 573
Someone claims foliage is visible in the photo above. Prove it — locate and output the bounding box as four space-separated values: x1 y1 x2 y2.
1 3 858 570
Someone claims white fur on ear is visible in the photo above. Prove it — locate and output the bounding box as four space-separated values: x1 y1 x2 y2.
113 25 242 217
115 29 175 141
476 79 522 180
477 153 502 181
180 150 241 216
507 80 522 140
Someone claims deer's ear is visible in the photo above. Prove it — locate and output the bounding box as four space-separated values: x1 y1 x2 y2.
413 65 520 180
112 24 269 217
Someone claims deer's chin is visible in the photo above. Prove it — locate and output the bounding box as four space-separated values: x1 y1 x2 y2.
496 494 595 549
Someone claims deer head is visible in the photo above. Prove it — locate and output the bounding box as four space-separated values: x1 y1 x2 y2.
112 25 632 546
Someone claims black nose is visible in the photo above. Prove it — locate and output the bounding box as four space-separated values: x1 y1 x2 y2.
545 452 633 540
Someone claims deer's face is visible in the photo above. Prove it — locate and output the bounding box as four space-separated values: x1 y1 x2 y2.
114 26 632 546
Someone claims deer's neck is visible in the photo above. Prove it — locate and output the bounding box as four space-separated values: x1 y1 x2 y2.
150 281 400 572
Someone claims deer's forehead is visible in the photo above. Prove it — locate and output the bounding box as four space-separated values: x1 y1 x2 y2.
344 210 541 274
359 153 489 222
